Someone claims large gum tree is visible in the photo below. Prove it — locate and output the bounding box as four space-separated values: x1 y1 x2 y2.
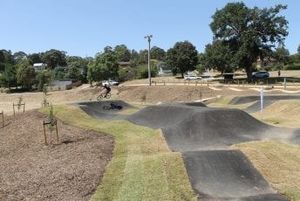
210 2 288 81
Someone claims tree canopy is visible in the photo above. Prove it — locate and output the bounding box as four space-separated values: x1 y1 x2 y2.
114 44 131 62
42 49 67 69
166 41 198 77
151 46 166 61
210 2 288 80
203 40 234 73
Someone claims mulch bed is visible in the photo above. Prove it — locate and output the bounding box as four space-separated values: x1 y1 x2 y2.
0 110 114 201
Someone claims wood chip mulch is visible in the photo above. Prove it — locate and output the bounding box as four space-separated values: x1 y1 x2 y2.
0 110 114 201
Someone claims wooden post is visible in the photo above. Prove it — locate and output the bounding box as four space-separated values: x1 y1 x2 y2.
13 104 15 116
42 121 48 145
1 111 4 128
42 119 59 145
55 120 59 143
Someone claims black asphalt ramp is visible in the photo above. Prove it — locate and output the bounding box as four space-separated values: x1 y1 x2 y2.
127 104 202 129
80 102 290 200
163 108 270 151
229 95 300 113
183 150 287 201
78 100 132 120
126 104 289 200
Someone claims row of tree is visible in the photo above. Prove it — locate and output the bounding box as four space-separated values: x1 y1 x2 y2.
1 2 300 89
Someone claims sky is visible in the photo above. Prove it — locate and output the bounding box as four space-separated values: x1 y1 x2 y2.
0 0 299 57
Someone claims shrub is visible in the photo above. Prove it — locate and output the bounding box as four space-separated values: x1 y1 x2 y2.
284 63 300 70
137 65 157 79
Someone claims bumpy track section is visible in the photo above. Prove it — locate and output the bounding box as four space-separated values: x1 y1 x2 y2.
229 95 300 113
78 101 298 200
78 100 132 120
127 104 291 200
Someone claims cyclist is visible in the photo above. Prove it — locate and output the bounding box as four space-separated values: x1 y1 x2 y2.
101 84 111 98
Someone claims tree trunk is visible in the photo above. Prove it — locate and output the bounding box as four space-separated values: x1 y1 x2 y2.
181 71 184 78
245 66 253 83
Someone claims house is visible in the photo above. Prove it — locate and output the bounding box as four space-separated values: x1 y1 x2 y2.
33 63 47 72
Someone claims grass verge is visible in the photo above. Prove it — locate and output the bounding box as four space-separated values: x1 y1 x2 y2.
42 105 197 201
234 141 300 201
253 100 300 128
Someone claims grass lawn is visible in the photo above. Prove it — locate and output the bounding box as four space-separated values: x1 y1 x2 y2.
253 100 300 128
207 96 255 110
43 105 197 201
234 141 300 201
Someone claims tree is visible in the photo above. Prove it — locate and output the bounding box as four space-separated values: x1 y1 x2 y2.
1 63 17 88
114 44 131 62
28 53 42 65
210 2 288 80
13 51 27 63
87 48 119 82
0 50 14 72
138 49 148 64
298 45 300 54
274 47 290 65
130 49 139 67
16 59 35 89
66 66 81 81
166 41 198 77
202 40 234 73
36 70 52 91
151 46 166 61
42 49 67 69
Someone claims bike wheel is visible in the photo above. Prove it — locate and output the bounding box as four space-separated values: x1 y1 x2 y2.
105 93 111 99
97 94 104 101
102 105 110 110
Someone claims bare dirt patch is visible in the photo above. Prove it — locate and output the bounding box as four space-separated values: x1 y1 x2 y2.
0 111 114 201
117 85 260 103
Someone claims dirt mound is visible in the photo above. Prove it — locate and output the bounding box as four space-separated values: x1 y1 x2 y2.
0 111 114 201
183 150 287 201
118 86 216 103
78 100 132 120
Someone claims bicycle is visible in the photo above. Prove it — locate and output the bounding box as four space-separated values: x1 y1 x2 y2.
102 103 123 110
97 92 111 101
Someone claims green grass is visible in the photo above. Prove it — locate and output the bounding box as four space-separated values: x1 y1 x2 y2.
207 96 255 110
234 141 300 201
43 105 197 201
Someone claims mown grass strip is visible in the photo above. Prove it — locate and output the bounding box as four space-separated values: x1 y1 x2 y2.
43 105 197 201
234 141 300 201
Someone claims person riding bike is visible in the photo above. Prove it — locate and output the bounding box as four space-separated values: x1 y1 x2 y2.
101 84 111 98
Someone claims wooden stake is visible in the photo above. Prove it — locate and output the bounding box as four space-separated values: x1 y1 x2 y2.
42 121 48 145
13 104 15 116
1 111 4 128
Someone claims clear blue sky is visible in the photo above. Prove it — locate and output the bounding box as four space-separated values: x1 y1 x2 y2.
0 0 299 57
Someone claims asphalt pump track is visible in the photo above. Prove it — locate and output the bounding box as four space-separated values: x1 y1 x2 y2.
229 95 300 113
78 101 299 200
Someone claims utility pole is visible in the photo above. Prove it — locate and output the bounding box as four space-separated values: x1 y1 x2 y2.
144 35 153 86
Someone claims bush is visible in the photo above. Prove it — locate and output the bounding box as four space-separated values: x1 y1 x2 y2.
284 63 300 70
118 67 137 82
137 65 157 79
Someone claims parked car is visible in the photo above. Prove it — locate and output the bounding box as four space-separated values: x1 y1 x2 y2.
184 74 202 80
252 71 270 79
102 79 119 86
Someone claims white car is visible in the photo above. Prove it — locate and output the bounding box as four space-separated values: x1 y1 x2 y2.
184 74 202 80
102 79 119 86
